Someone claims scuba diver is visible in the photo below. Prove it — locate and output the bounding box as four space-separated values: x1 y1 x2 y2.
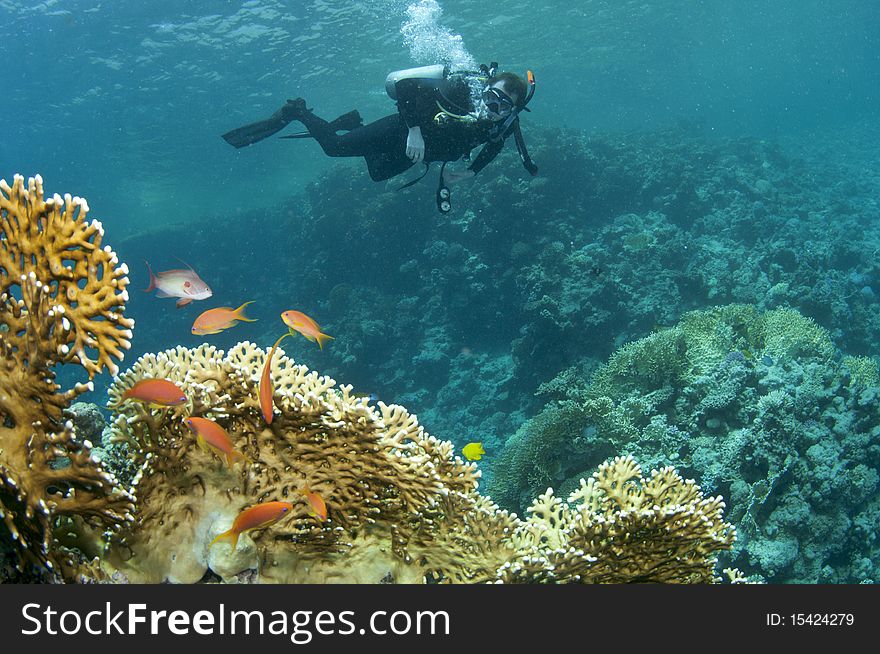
221 62 537 213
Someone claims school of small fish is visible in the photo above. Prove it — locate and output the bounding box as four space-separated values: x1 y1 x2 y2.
117 258 487 551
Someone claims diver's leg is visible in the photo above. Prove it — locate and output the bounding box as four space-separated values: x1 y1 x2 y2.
299 112 406 158
282 99 413 179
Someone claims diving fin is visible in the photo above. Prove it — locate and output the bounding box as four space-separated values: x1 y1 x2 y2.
222 100 307 148
222 113 289 149
225 107 363 147
278 110 363 140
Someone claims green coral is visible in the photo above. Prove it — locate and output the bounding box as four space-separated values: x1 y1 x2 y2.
491 400 591 512
590 327 688 397
842 355 879 389
490 304 880 583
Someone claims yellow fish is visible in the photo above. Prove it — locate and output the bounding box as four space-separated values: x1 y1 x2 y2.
462 442 485 461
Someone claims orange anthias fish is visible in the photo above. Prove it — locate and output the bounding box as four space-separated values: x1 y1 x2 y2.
259 333 290 425
209 501 294 551
192 302 257 335
281 310 334 349
183 416 249 466
109 378 187 409
144 260 213 308
300 484 328 523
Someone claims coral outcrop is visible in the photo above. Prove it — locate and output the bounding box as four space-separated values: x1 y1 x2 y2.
104 343 734 583
0 174 135 573
120 126 880 487
499 456 734 583
491 304 880 583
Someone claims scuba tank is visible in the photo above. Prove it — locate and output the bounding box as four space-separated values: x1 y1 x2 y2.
385 64 448 100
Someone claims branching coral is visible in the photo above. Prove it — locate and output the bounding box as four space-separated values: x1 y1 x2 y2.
103 342 485 583
0 174 135 572
500 455 735 583
103 343 734 584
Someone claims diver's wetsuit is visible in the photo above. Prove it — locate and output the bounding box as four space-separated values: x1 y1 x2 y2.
297 75 509 181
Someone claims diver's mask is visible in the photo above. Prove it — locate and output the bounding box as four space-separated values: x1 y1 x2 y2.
481 86 516 120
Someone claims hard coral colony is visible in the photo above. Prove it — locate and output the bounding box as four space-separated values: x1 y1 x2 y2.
1 174 736 583
0 174 134 574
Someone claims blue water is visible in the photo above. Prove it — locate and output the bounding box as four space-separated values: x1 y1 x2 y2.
3 1 877 224
2 0 880 583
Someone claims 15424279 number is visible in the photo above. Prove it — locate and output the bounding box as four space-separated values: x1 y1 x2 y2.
790 614 854 626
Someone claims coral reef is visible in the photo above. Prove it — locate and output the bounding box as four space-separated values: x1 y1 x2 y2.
0 171 737 583
102 343 734 583
71 124 880 584
0 174 134 574
115 126 880 475
490 304 880 583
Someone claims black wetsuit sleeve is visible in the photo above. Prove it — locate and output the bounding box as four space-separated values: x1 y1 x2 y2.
467 139 504 174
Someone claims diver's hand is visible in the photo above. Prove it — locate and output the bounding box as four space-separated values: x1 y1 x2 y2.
406 126 425 164
443 169 476 186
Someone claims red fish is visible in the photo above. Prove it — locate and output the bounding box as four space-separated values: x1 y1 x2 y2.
109 378 187 409
192 302 257 335
209 501 294 551
300 484 328 523
281 310 334 349
183 416 248 466
144 260 212 308
259 333 290 424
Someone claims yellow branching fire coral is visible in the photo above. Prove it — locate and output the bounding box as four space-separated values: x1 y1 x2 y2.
103 342 484 583
0 174 135 572
104 343 735 584
501 456 736 583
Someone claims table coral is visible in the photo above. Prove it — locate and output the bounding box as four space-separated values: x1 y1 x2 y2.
103 343 734 583
0 174 135 573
